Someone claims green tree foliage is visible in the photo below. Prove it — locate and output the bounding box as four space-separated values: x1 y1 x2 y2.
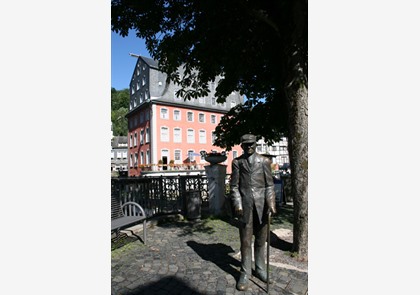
112 0 307 144
112 0 307 259
111 88 129 136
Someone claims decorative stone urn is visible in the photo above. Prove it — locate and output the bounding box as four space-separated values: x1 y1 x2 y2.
201 151 227 216
204 154 227 165
201 151 227 164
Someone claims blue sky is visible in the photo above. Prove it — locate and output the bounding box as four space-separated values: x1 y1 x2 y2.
111 30 152 90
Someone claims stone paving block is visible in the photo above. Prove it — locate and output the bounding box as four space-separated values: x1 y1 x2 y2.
117 280 131 289
112 217 307 295
285 280 303 294
125 281 141 290
112 276 125 283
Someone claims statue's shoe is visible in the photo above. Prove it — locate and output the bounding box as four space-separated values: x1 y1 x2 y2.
236 273 249 291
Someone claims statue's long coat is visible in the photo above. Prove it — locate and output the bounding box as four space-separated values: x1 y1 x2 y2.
230 152 276 224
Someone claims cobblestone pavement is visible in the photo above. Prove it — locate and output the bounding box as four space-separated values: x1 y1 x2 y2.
111 216 308 295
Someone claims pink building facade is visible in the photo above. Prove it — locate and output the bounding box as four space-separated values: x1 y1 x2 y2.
126 56 243 176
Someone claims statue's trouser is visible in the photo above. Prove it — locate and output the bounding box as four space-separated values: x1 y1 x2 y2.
239 206 268 276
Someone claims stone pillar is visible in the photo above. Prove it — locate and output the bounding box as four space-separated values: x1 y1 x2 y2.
204 164 227 216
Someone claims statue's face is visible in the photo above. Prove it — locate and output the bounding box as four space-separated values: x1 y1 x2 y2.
241 142 257 155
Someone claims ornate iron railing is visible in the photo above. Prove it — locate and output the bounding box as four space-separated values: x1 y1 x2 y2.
111 175 210 218
111 173 289 219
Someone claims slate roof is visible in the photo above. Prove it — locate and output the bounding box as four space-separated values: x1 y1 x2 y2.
141 56 159 70
111 136 128 148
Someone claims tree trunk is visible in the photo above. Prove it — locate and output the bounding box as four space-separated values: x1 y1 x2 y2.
286 82 308 260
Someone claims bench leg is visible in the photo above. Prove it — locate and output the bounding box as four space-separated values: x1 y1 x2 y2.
111 229 122 245
143 220 147 245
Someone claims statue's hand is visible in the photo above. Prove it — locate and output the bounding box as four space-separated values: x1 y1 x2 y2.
235 207 243 217
269 204 277 215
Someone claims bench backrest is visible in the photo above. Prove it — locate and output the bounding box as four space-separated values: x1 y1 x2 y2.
111 196 124 220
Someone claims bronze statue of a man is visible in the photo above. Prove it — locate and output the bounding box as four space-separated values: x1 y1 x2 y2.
230 134 277 291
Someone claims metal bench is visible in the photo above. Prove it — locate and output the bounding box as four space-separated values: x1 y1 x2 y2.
111 196 147 244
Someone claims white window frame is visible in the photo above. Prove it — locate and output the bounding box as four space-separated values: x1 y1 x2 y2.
173 127 182 143
140 130 144 145
160 126 169 142
188 150 195 162
187 111 194 122
160 108 169 119
173 109 181 121
161 149 169 163
199 130 206 144
211 114 216 124
174 149 181 163
187 129 195 143
198 113 205 123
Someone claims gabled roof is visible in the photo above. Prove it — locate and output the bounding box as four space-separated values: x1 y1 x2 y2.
140 56 159 70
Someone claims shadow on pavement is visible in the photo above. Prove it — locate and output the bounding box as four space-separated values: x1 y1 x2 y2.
112 275 205 295
270 231 293 251
154 214 218 237
186 241 241 281
111 232 144 251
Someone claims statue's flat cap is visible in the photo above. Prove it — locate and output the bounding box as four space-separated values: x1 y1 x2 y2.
240 134 256 143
